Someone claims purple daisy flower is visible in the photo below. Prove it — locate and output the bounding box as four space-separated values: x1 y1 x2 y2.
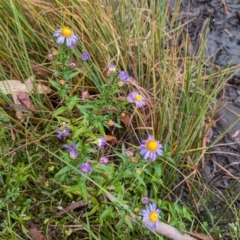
80 89 90 100
98 138 106 149
78 162 92 174
68 59 77 69
53 27 78 48
104 64 117 77
107 64 117 71
57 126 71 140
141 196 150 204
81 52 90 61
118 71 129 82
99 156 109 165
125 149 134 157
141 203 161 229
139 135 163 161
64 144 78 159
127 91 146 108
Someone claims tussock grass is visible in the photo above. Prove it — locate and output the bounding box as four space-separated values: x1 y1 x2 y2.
0 0 239 239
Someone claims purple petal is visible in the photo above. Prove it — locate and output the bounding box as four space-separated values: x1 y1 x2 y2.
53 29 61 36
56 36 65 44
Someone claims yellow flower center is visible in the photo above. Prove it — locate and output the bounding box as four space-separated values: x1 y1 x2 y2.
136 169 142 175
149 211 159 223
59 79 65 85
134 94 142 102
118 81 124 87
108 120 115 126
61 27 73 38
146 139 158 152
131 157 138 163
134 207 140 213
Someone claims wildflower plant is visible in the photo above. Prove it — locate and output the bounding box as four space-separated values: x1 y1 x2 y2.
64 144 78 159
78 162 92 174
45 23 196 240
54 27 78 48
141 203 161 229
127 91 146 108
1 1 235 239
139 135 163 161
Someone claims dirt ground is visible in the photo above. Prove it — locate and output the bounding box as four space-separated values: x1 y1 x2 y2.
169 0 240 238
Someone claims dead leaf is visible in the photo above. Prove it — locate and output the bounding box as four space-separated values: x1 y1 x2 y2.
57 200 89 216
17 92 32 109
106 135 116 141
231 130 240 138
120 113 131 126
27 221 50 240
12 93 33 122
0 76 51 94
0 76 51 122
15 111 25 122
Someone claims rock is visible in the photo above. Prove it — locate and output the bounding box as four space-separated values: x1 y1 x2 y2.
214 102 240 151
214 103 240 132
234 96 240 103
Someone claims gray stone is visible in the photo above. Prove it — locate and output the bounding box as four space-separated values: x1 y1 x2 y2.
215 103 240 133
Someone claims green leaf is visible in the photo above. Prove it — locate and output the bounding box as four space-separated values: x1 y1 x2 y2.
97 123 106 136
72 128 86 139
49 79 60 89
154 165 162 178
65 71 80 80
79 179 88 201
55 165 72 177
100 206 114 220
52 106 67 117
133 173 147 187
56 116 71 123
91 196 99 205
114 182 124 195
125 217 134 230
63 185 82 196
67 95 79 112
88 204 99 216
164 155 175 165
